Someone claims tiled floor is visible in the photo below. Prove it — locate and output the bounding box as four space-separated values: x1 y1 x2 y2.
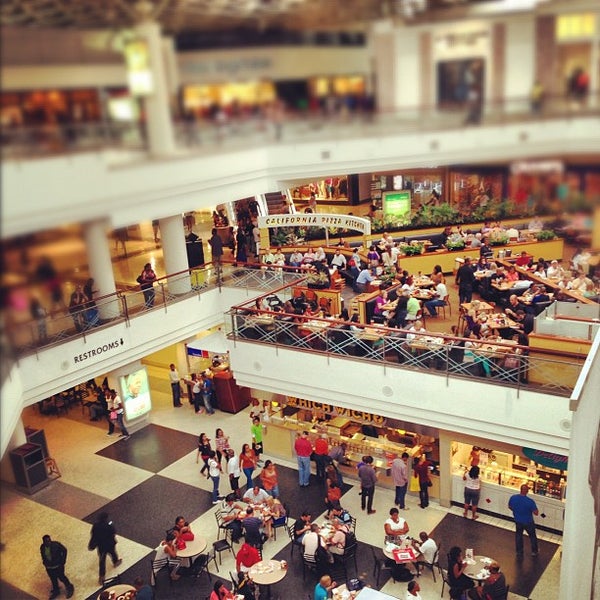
1 379 562 600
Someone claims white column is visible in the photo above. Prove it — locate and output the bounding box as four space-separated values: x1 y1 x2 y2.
135 20 176 156
83 219 119 319
438 430 453 508
160 215 191 295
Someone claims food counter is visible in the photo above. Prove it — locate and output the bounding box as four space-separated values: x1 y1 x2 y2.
451 442 566 532
264 399 440 496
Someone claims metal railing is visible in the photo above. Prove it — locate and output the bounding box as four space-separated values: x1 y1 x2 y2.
3 93 599 160
225 302 585 398
3 262 298 360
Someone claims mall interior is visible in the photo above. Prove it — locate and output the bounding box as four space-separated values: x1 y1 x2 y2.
1 1 600 600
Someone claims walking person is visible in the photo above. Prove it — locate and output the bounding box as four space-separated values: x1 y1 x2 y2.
463 465 481 520
391 452 410 510
208 450 222 504
226 448 242 499
215 428 231 466
294 430 312 487
138 262 157 308
455 257 475 304
168 363 182 407
185 373 203 414
414 454 432 509
508 484 539 557
250 416 263 464
196 433 213 479
40 535 74 599
30 297 48 344
201 372 216 415
209 228 224 283
240 443 258 490
358 455 377 514
109 389 129 439
88 512 122 585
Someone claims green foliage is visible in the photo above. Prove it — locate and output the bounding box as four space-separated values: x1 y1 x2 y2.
270 229 289 247
535 229 556 241
401 243 424 256
304 226 325 241
445 233 466 250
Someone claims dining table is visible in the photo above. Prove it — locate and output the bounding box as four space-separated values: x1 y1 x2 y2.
176 535 207 568
248 559 288 599
333 584 404 600
97 584 136 600
464 555 496 584
460 301 495 313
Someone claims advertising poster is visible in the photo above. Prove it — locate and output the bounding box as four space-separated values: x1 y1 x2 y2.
119 367 152 420
383 190 411 218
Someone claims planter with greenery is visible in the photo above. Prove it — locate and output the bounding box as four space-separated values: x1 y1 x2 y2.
445 233 466 251
487 230 510 246
306 271 330 289
400 242 425 256
535 229 556 241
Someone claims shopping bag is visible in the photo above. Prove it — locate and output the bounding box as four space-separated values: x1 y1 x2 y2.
409 474 420 492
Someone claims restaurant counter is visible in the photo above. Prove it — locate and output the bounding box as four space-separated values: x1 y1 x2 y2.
264 412 440 497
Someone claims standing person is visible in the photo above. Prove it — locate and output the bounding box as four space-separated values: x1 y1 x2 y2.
413 454 432 509
250 416 263 463
235 227 247 265
508 484 539 557
138 263 157 308
215 428 230 466
260 460 280 498
455 257 475 304
185 373 203 414
226 449 242 499
201 372 216 415
463 465 481 520
109 389 129 439
209 228 224 283
168 364 182 407
68 284 87 332
40 535 74 599
83 277 99 327
88 512 122 585
391 452 410 510
358 455 377 514
196 433 212 479
208 450 222 505
313 434 329 482
240 443 258 490
30 297 48 344
294 430 313 487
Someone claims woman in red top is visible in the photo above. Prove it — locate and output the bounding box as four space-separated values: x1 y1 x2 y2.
259 460 280 498
240 443 257 490
209 580 235 600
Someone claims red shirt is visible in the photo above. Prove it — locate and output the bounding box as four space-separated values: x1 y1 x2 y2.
314 438 328 456
295 436 312 457
236 543 260 571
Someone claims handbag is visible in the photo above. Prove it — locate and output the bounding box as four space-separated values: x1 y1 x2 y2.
427 479 433 488
109 410 117 420
136 274 144 284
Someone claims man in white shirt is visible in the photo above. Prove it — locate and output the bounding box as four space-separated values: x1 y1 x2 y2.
424 282 448 317
168 363 182 407
289 251 304 269
226 449 242 499
330 249 347 270
412 531 438 570
302 523 323 561
406 320 427 342
221 493 244 542
546 260 563 279
243 485 270 505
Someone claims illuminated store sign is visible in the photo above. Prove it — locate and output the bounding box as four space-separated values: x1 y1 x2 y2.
120 367 152 420
284 397 385 424
124 39 154 96
522 448 568 471
258 214 371 235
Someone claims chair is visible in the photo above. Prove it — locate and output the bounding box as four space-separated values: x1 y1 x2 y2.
272 505 289 541
419 546 439 582
228 570 238 591
438 565 462 599
193 552 215 582
215 510 230 539
213 535 235 566
302 553 317 580
349 516 357 534
287 524 303 557
150 558 172 588
370 546 392 587
102 574 121 588
440 295 451 319
340 542 358 578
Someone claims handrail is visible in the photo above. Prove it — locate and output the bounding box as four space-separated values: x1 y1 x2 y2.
2 92 599 161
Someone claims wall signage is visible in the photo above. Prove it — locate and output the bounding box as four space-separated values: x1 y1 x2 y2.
522 448 568 471
73 338 125 365
258 214 371 235
284 397 385 424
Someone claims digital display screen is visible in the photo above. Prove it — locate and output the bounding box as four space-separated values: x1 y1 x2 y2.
383 191 411 218
119 367 151 420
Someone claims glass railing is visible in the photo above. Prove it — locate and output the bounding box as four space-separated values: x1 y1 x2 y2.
4 262 299 359
225 299 585 398
3 93 598 160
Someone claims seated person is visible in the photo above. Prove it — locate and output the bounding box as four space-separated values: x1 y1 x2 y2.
294 511 312 543
235 542 261 573
330 248 347 270
302 523 324 561
354 268 375 293
411 531 438 573
272 247 286 267
505 265 519 282
528 216 544 231
221 493 244 542
515 251 532 268
314 575 337 600
268 497 287 526
172 516 194 541
242 507 264 548
236 571 257 600
406 319 427 342
469 232 483 248
262 249 275 267
546 260 563 279
153 532 181 581
326 520 349 558
384 507 409 544
447 546 474 595
407 580 423 599
504 294 526 320
424 281 448 317
489 264 506 284
405 294 421 322
328 502 353 526
209 580 235 600
474 256 490 272
289 250 304 269
533 262 547 278
243 485 270 505
314 247 326 262
467 561 507 600
301 247 317 269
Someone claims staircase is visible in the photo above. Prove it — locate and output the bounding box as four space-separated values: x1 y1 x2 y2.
264 192 289 215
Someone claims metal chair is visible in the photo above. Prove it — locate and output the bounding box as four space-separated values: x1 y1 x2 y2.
302 553 317 580
271 503 289 541
287 524 303 557
193 552 215 582
349 516 357 534
340 541 358 578
214 510 230 539
440 295 451 319
418 546 439 582
102 574 121 588
213 533 235 566
150 558 172 588
370 546 392 587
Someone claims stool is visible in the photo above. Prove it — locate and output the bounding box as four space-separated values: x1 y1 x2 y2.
213 538 234 566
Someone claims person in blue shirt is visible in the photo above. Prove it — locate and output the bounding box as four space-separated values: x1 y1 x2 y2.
354 268 374 293
508 484 539 557
314 574 336 600
201 372 216 415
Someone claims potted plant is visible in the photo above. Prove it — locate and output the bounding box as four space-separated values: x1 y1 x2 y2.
445 233 466 251
306 271 330 289
535 229 556 241
487 229 509 246
401 242 425 256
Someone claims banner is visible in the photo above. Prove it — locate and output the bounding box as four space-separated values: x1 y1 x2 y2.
258 213 371 235
522 448 568 471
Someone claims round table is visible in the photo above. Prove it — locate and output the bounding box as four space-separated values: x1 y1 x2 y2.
248 559 287 599
464 555 495 583
176 536 207 568
97 584 136 600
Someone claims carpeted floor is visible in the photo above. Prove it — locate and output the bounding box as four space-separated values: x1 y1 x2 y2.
430 513 559 597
